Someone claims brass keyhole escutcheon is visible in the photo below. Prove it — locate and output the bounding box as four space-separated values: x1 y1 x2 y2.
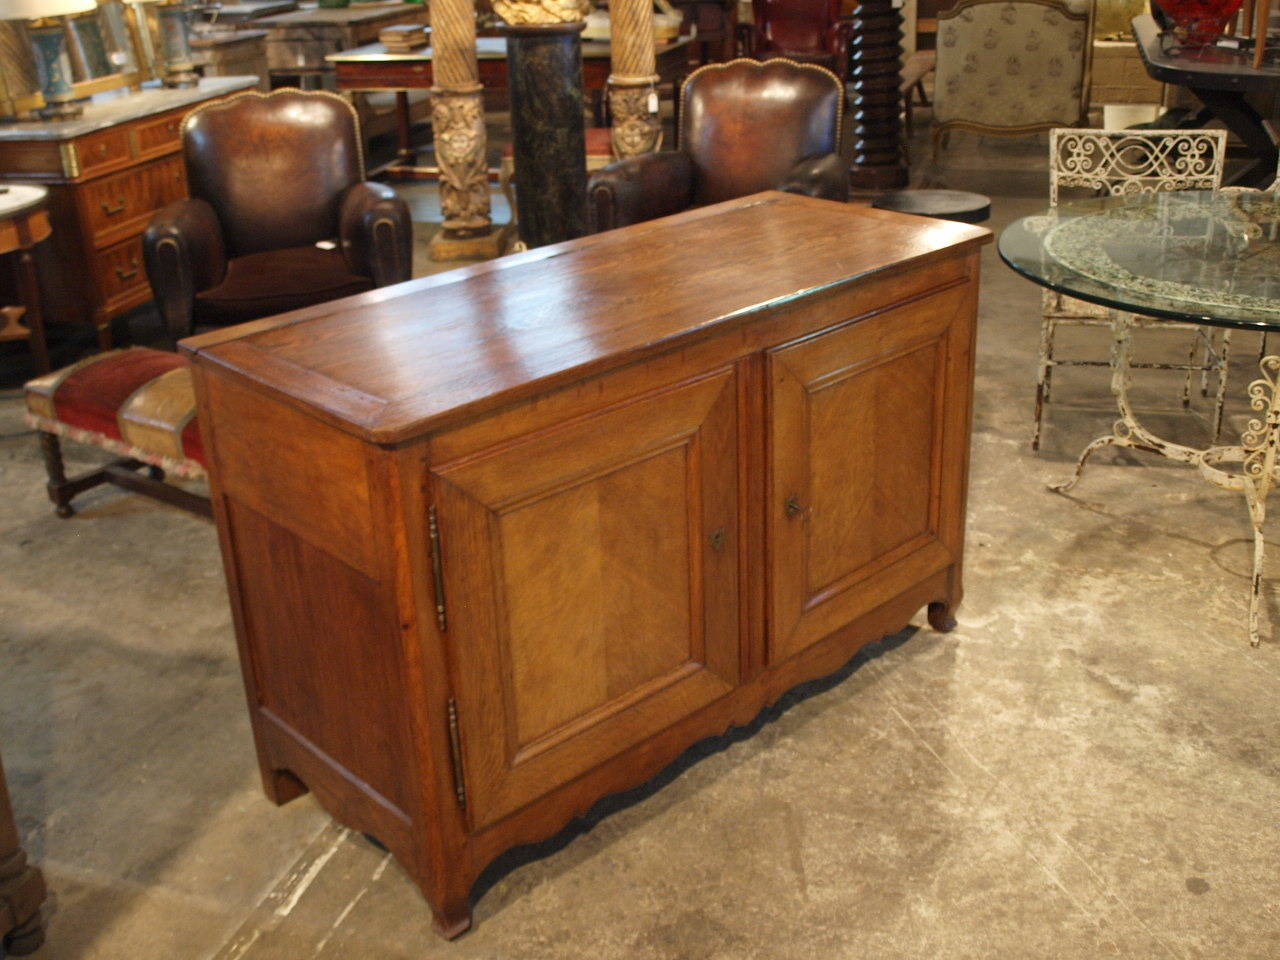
785 495 805 519
709 527 726 552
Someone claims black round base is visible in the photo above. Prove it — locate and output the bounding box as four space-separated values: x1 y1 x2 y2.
872 189 992 224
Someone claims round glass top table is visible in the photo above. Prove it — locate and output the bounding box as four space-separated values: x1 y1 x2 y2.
999 189 1280 646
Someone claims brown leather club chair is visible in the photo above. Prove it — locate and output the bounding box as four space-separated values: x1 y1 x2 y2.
143 90 411 341
587 58 848 233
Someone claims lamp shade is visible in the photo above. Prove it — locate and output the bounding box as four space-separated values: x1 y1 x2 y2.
0 0 97 19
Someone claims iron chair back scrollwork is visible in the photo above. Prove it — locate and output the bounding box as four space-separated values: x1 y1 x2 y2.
1032 127 1232 450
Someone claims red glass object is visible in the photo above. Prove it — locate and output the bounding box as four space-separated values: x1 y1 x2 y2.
1156 0 1245 45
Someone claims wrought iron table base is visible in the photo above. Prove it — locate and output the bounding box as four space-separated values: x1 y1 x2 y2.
1052 313 1280 646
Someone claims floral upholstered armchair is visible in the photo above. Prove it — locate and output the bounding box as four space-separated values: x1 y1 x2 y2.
932 0 1094 157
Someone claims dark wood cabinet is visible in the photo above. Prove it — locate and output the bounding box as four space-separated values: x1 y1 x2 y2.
0 78 257 348
182 192 990 938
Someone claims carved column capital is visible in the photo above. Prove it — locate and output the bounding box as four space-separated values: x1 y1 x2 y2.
607 75 662 159
430 86 493 239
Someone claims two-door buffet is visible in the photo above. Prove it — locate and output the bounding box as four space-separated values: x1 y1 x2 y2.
182 192 991 937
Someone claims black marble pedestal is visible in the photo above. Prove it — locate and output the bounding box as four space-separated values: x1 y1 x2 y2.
504 22 589 248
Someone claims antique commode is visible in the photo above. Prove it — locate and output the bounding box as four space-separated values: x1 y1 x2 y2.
182 192 990 936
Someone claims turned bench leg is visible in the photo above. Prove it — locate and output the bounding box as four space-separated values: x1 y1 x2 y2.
36 431 210 519
39 431 78 518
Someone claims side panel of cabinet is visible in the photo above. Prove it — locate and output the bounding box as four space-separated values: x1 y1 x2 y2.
767 282 975 663
433 369 742 829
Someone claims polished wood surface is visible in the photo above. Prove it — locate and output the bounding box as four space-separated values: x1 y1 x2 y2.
184 192 990 938
185 193 988 441
0 83 255 349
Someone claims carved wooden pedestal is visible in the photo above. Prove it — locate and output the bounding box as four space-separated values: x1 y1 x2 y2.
0 751 45 957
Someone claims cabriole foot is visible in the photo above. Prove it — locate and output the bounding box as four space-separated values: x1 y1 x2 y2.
3 910 45 956
432 902 473 940
928 601 958 633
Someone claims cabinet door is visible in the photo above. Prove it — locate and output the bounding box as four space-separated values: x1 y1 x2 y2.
767 284 974 663
433 370 741 829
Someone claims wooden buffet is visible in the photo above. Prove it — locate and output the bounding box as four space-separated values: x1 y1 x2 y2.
181 192 991 937
0 78 258 349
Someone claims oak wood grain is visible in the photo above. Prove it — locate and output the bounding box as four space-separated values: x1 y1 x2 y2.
182 192 988 443
190 197 990 938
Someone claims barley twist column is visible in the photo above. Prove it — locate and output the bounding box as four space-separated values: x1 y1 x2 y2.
608 0 662 157
846 0 908 190
429 0 501 260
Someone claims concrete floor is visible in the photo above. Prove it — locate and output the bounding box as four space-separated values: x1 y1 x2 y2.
2 123 1279 960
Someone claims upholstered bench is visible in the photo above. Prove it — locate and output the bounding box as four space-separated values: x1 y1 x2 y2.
23 348 211 518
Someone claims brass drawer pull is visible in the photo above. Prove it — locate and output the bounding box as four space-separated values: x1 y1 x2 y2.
101 198 126 216
785 495 805 519
115 259 140 282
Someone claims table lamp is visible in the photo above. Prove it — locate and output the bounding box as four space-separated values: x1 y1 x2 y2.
0 0 98 120
135 0 197 88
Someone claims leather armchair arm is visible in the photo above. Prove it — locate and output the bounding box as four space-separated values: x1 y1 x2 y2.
142 198 227 343
778 153 850 203
587 151 696 233
338 181 412 287
829 19 854 80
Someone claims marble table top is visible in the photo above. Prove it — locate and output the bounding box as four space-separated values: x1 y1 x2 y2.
0 77 259 142
0 184 47 220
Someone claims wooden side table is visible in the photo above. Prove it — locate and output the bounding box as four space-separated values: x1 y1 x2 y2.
192 30 271 91
0 184 51 374
0 748 45 957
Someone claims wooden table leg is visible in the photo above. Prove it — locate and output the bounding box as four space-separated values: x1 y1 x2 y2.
15 246 48 373
1190 86 1279 186
395 90 416 165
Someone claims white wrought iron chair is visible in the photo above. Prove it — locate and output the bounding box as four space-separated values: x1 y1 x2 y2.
1033 128 1231 450
1220 152 1280 366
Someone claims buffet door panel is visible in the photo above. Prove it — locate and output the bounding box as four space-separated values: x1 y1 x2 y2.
434 369 742 828
767 286 973 663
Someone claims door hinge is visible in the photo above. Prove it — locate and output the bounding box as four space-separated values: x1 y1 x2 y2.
446 698 467 809
427 505 448 632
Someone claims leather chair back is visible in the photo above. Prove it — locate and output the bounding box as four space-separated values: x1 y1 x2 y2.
750 0 845 58
181 90 364 258
680 59 842 206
